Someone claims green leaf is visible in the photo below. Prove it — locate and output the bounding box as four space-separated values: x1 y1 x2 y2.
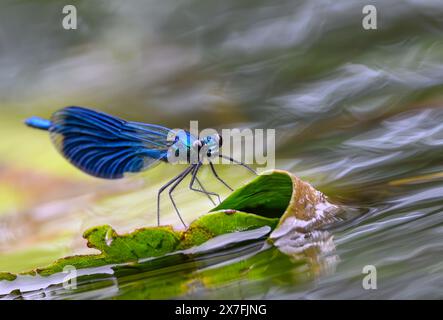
1 169 335 280
211 170 293 218
0 272 16 282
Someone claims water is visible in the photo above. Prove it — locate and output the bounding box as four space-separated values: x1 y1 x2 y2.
1 0 443 299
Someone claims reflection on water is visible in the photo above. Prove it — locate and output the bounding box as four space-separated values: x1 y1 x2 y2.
0 225 338 299
1 0 443 299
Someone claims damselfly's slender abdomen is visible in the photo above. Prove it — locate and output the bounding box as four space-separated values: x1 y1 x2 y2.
25 116 52 130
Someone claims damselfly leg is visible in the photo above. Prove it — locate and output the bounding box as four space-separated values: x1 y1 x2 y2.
195 176 217 206
157 165 194 226
189 162 221 204
209 161 233 191
157 156 256 227
218 154 257 175
167 165 195 227
157 163 219 227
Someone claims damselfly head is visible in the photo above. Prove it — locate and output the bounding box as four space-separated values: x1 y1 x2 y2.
199 133 222 159
201 133 222 147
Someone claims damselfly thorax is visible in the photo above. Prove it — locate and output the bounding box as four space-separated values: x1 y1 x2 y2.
166 130 222 164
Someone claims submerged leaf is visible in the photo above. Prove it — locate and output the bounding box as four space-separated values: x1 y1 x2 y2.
0 169 338 284
0 272 16 282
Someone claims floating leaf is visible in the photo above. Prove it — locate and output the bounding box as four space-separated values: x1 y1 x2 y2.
0 169 338 287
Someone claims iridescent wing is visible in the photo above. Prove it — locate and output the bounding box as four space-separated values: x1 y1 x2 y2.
49 106 173 179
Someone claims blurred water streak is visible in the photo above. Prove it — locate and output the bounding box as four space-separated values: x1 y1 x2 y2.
1 0 443 299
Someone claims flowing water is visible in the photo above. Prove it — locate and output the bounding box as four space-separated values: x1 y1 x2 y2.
1 0 443 299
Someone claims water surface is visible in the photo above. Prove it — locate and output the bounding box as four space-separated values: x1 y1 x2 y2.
1 0 443 299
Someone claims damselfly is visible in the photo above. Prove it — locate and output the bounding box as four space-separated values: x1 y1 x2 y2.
25 106 256 227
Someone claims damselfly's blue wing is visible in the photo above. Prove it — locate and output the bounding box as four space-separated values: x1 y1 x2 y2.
49 106 173 179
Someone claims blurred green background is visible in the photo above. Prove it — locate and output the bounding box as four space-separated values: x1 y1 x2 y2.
1 0 443 299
